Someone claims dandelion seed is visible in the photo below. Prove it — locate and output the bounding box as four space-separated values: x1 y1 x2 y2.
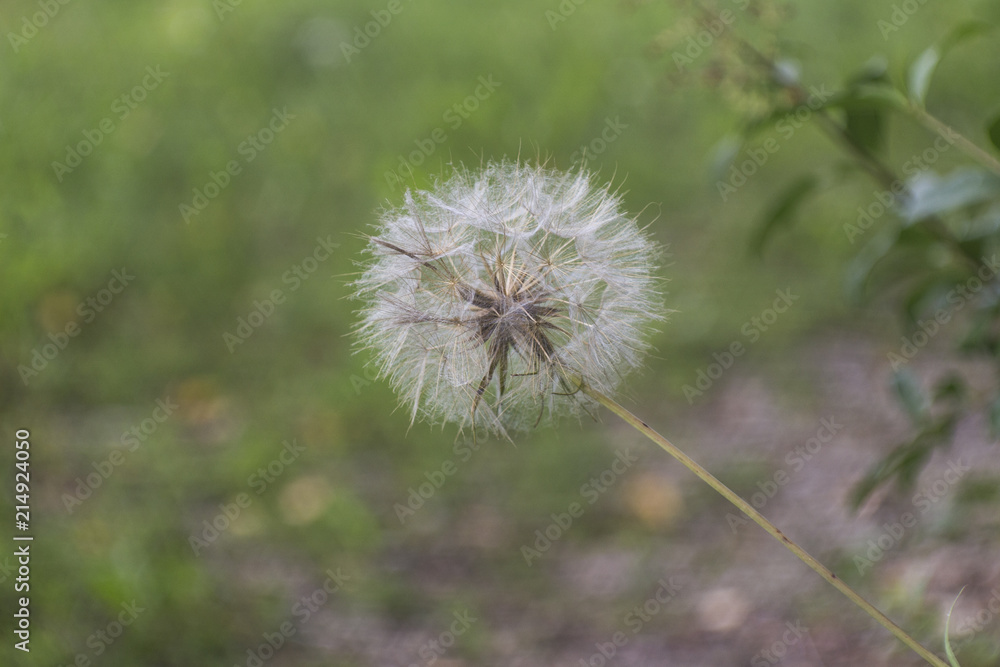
354 161 662 438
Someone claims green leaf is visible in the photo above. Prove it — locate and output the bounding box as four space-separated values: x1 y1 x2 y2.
843 224 940 304
709 135 742 182
849 439 928 509
900 167 1000 223
845 105 885 154
892 369 926 424
939 20 994 52
908 47 941 106
902 275 955 326
990 396 1000 441
849 418 954 510
847 369 964 507
845 230 898 304
839 60 891 153
908 21 994 106
957 478 1000 504
853 84 908 111
987 113 1000 153
944 587 965 667
960 305 1000 355
750 175 819 255
933 374 965 404
960 202 1000 240
851 55 889 84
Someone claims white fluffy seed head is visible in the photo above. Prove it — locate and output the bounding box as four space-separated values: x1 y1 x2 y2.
354 161 662 439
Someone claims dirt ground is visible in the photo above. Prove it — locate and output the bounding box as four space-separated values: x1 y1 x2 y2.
297 328 1000 666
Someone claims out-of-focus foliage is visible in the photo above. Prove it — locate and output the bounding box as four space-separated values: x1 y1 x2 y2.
683 1 1000 507
1 0 999 664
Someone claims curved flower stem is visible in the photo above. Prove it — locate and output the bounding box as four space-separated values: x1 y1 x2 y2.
582 384 949 667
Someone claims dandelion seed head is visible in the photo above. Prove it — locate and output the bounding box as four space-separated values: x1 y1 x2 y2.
354 161 662 438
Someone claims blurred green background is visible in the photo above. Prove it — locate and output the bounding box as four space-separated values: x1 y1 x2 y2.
3 0 1000 665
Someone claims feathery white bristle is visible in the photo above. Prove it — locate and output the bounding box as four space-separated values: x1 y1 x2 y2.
354 161 662 437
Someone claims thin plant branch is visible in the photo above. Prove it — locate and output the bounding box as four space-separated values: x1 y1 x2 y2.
719 22 982 268
906 104 1000 178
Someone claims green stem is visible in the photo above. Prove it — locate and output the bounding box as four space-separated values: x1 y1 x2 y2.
907 105 1000 178
811 107 980 268
582 384 949 667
